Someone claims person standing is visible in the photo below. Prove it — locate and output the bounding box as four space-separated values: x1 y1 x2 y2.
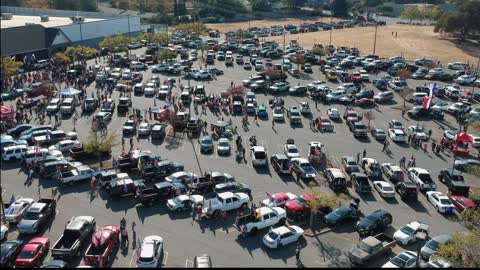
196 204 203 222
356 153 360 163
362 149 366 158
399 156 406 168
272 119 275 129
129 137 134 150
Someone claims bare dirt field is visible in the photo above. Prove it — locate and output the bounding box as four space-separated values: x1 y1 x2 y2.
207 21 479 66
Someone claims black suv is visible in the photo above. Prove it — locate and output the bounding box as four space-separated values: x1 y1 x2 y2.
395 182 418 201
438 168 464 190
356 209 392 235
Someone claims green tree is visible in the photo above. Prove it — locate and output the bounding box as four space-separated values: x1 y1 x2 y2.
83 131 118 167
400 6 424 23
64 46 98 62
430 6 443 20
331 0 349 17
0 57 24 78
435 230 480 268
284 0 306 9
434 1 480 40
364 0 384 7
251 0 270 11
52 52 71 66
158 49 177 61
304 188 348 227
292 54 306 70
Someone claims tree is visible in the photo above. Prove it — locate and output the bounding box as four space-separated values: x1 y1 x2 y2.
64 46 98 62
364 0 384 7
292 54 306 70
364 110 375 130
23 0 49 8
304 188 348 227
310 47 327 63
165 109 181 139
429 6 443 20
434 0 480 40
175 23 209 36
284 0 306 10
435 230 480 268
251 0 270 11
99 34 130 52
158 49 177 61
83 131 118 167
461 208 480 232
400 6 424 23
52 52 71 66
0 57 24 78
227 85 246 97
331 0 349 18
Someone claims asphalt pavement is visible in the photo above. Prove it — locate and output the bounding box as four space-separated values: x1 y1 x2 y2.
1 45 479 268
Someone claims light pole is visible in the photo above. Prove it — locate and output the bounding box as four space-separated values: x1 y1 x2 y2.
329 15 333 47
373 22 378 55
415 230 428 267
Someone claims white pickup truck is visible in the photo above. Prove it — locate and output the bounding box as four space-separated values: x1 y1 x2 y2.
59 165 100 185
202 192 250 217
237 207 287 235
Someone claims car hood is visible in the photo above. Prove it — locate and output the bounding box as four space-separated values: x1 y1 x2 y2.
324 212 341 222
17 219 37 228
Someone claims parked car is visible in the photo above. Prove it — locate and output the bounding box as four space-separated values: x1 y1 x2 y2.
0 240 24 268
137 235 163 268
420 235 450 260
382 251 418 268
324 206 360 226
15 237 50 268
356 209 392 235
393 221 430 245
262 225 304 248
373 181 395 199
426 191 455 214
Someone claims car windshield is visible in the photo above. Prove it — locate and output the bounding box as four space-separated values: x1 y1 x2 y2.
295 197 306 206
390 254 410 267
254 151 266 159
290 111 300 116
23 211 40 220
219 141 229 147
400 225 415 235
347 160 356 166
426 239 440 251
267 231 279 240
202 138 212 144
288 148 298 153
173 197 183 204
377 130 385 135
18 250 36 259
440 199 452 205
333 208 350 217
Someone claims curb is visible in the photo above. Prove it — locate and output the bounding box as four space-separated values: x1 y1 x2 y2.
304 228 333 237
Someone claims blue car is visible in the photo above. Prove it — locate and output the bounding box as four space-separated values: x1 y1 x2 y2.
257 104 268 118
373 79 388 91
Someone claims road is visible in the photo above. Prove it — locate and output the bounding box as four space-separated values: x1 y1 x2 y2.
1 44 478 268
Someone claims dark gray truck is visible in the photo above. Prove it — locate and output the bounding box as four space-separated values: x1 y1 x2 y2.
51 216 96 260
347 233 396 266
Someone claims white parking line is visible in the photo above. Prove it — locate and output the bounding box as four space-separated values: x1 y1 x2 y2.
163 250 169 266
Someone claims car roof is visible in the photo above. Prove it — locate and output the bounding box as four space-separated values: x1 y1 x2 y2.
251 146 265 152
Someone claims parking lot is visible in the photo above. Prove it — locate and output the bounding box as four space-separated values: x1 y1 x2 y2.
1 37 479 268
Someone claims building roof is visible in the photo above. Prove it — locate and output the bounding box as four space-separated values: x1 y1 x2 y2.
0 15 104 29
1 24 46 56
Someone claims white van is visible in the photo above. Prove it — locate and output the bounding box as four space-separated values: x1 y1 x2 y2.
2 145 28 161
406 92 427 103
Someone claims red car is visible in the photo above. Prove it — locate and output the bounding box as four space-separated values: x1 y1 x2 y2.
447 194 477 213
424 73 436 80
83 225 120 267
355 98 375 106
15 237 50 268
260 192 297 208
351 72 363 83
343 109 362 121
285 194 331 219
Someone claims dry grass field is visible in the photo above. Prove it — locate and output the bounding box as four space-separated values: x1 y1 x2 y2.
206 21 480 66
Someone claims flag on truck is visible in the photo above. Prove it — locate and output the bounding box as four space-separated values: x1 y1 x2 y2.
423 83 436 109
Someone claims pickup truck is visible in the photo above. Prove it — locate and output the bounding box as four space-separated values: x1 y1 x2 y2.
347 120 368 138
351 172 372 193
59 165 100 185
347 233 396 266
52 216 96 260
236 207 287 235
136 182 187 206
202 192 250 217
17 198 56 234
83 225 120 267
290 158 317 180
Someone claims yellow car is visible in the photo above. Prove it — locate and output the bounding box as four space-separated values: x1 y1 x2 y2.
326 71 337 81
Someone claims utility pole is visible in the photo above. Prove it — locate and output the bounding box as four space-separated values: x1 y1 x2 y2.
329 15 333 46
283 31 286 71
373 22 378 55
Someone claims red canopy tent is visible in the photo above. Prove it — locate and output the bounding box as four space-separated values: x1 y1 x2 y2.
453 132 474 156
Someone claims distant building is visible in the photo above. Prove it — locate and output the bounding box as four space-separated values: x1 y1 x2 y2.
1 6 142 60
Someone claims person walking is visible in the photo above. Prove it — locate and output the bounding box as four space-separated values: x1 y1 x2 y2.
431 141 436 152
356 153 360 163
196 204 203 222
254 114 258 125
399 156 406 168
362 149 366 158
382 140 388 153
221 210 228 231
402 109 406 118
295 245 301 262
129 137 134 150
272 119 275 129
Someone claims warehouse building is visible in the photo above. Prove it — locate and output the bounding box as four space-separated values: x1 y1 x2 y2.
1 6 142 61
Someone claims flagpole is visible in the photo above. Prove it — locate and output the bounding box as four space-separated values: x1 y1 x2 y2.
0 185 5 224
